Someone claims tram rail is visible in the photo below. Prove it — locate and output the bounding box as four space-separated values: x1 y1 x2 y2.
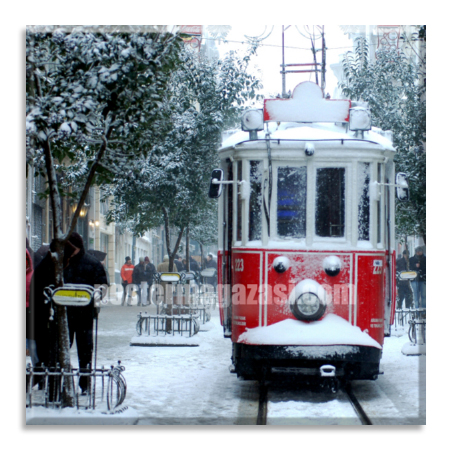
257 380 373 425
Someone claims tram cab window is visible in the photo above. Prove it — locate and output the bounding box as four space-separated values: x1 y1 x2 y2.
277 166 307 238
249 161 263 241
357 163 370 241
315 168 345 237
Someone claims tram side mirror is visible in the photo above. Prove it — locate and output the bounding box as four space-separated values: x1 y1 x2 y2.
396 173 410 202
398 270 417 281
208 169 224 198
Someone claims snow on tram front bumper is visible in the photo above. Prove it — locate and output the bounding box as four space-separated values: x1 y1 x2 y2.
232 315 382 380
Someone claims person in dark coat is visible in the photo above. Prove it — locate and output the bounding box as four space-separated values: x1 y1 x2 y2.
396 250 414 309
174 254 183 272
27 238 80 371
132 257 151 305
28 233 108 394
410 246 426 308
189 256 200 273
26 237 43 269
144 256 156 303
64 233 108 393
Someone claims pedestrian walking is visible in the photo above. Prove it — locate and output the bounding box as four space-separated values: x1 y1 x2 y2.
64 232 108 394
132 257 150 306
144 256 156 304
410 246 426 308
203 253 217 289
174 254 183 272
396 250 414 309
189 256 200 273
120 256 134 305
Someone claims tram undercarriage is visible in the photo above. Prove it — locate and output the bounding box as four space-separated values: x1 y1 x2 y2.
232 343 382 381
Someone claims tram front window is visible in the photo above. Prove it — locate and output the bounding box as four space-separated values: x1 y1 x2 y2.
316 168 345 237
277 166 307 238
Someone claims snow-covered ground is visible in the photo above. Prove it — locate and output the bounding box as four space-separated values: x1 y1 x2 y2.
26 298 425 426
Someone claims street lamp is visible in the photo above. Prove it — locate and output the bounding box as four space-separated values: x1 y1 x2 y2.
71 202 90 218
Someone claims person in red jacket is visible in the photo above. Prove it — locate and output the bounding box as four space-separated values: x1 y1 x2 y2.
120 257 134 305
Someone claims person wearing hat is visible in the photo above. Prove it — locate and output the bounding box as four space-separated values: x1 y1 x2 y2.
409 246 426 308
120 257 134 305
396 249 414 309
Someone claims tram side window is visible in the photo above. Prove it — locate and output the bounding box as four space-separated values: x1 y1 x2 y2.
316 168 345 237
357 162 370 241
249 160 263 241
277 166 307 238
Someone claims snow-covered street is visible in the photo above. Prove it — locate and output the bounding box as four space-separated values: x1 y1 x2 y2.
26 297 425 425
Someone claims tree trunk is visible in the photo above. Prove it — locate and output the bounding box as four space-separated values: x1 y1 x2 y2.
186 226 190 271
161 207 185 332
199 242 204 271
42 139 74 407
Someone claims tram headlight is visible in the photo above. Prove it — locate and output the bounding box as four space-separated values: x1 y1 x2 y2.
349 107 371 131
298 293 320 314
323 256 342 277
289 279 327 322
291 292 326 321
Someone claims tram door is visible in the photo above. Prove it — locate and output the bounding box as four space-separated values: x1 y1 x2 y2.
220 159 234 337
383 162 396 336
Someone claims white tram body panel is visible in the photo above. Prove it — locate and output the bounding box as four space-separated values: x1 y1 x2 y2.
214 82 397 381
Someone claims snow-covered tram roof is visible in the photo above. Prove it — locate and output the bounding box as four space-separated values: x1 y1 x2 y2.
220 122 395 153
220 82 395 155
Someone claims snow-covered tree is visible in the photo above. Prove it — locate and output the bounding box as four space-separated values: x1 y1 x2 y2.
26 27 182 405
190 204 219 267
339 32 426 242
107 47 263 270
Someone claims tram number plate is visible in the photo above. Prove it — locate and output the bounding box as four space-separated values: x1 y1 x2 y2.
373 260 383 274
235 259 244 272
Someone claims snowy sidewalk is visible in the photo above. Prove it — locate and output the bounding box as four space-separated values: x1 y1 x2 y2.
27 301 425 425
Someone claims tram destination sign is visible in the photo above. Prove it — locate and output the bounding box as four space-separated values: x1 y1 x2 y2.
264 81 351 124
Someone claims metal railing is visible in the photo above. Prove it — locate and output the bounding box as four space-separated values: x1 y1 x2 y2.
394 308 426 345
136 311 200 337
26 362 127 411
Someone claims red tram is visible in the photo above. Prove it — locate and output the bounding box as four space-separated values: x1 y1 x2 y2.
209 82 408 382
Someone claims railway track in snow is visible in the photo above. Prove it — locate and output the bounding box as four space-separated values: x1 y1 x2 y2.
256 380 373 425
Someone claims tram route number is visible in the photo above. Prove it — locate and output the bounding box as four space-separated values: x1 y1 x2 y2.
235 259 244 272
373 260 383 274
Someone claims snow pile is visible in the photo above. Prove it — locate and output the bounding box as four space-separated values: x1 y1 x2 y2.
237 314 382 349
130 333 201 347
26 406 139 425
